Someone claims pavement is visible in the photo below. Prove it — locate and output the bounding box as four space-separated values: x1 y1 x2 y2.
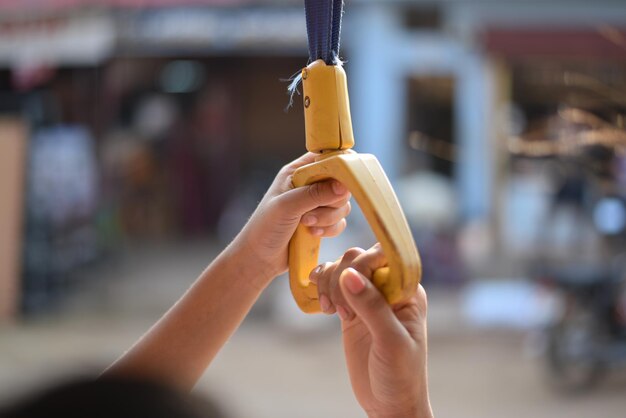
1 240 625 417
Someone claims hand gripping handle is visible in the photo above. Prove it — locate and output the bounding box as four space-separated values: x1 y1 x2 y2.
288 152 422 313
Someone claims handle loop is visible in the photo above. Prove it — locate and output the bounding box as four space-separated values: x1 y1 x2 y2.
288 152 422 313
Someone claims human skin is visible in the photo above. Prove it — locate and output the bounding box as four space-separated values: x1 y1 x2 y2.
104 153 432 417
310 244 433 418
103 152 351 391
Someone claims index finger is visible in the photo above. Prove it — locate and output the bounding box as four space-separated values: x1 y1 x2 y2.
285 152 317 172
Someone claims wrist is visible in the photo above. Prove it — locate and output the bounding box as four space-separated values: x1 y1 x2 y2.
226 233 277 290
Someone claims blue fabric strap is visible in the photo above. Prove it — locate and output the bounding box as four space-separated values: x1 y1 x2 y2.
304 0 344 65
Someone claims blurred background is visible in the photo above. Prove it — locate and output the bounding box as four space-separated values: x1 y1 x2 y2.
1 0 626 416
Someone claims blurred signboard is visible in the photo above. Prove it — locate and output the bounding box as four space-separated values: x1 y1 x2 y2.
0 0 257 14
1 1 624 60
0 6 306 64
118 7 307 55
0 13 115 68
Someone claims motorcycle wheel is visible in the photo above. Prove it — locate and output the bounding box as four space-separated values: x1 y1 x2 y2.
546 304 607 392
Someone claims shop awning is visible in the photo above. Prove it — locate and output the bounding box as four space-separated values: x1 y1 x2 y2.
484 27 626 59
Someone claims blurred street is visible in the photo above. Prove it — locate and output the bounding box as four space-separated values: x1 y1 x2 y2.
1 241 624 418
1 1 626 416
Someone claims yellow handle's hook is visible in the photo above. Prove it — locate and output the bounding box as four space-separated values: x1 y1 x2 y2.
288 60 422 313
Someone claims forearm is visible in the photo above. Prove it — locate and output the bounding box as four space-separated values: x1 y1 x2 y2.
102 238 272 391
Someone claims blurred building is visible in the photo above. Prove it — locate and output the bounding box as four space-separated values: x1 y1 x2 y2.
340 0 626 216
0 0 313 316
1 0 625 316
338 0 626 273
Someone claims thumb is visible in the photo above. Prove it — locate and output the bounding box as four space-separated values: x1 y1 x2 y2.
277 180 348 218
339 268 407 342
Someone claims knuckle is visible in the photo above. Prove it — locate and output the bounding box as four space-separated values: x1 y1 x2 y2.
278 164 292 176
350 254 374 274
329 275 340 293
321 208 336 223
343 247 365 262
329 279 344 304
366 246 387 265
336 218 348 232
350 260 367 275
307 182 324 205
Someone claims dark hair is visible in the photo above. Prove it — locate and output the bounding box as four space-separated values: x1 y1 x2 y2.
0 376 225 418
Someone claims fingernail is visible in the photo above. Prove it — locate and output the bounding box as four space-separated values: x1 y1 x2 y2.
320 294 331 312
336 305 350 321
302 215 317 226
310 227 324 236
332 181 347 195
309 267 321 284
309 265 323 284
343 269 366 295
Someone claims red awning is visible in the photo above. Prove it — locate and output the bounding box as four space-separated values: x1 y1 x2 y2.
484 27 626 59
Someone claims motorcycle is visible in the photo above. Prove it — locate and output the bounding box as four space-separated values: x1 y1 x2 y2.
536 258 626 391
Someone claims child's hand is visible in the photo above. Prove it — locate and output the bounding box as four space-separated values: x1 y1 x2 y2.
310 244 433 418
105 153 350 391
235 152 351 283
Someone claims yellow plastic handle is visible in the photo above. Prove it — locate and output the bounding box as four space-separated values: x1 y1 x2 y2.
288 152 422 313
